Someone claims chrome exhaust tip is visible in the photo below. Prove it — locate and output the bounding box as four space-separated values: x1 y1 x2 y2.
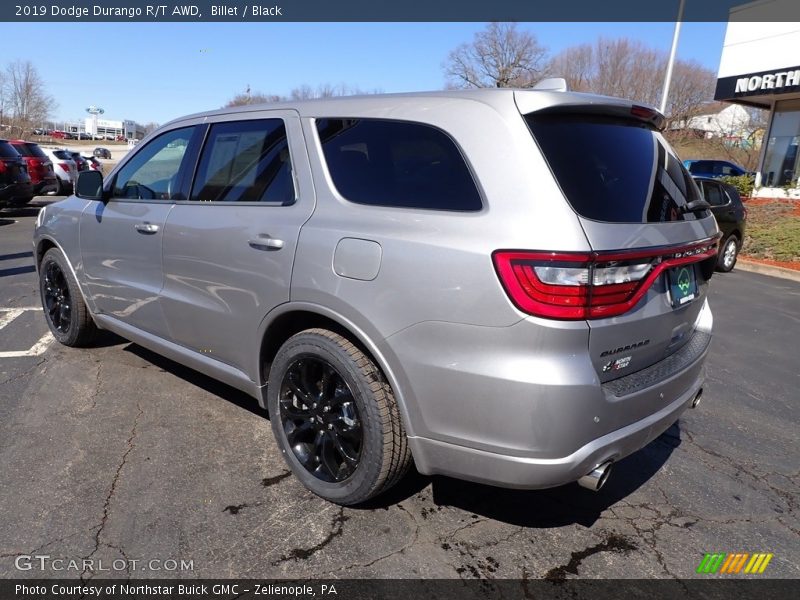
578 461 613 491
691 388 703 409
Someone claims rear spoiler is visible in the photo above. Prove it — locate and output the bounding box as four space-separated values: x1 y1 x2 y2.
529 103 666 131
513 89 666 131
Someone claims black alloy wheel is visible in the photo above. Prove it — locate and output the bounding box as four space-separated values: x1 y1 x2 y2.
39 248 97 346
279 356 362 482
267 329 412 505
42 261 72 334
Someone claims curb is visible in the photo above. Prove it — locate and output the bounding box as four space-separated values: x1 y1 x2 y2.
735 259 800 283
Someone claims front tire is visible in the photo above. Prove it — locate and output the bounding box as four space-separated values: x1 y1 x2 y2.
267 329 411 505
39 248 97 346
717 235 739 272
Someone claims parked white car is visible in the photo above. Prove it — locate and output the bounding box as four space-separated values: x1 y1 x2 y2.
40 147 77 195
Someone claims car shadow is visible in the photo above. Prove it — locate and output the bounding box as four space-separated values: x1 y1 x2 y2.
122 342 268 419
113 338 680 525
424 424 681 528
0 265 35 277
1 197 64 219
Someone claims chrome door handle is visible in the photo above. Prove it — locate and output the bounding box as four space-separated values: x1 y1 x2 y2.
248 237 284 250
134 222 159 234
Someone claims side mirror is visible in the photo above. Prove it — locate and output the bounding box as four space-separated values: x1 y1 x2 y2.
76 170 106 201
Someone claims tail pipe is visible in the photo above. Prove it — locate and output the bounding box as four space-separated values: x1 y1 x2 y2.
691 387 703 408
578 461 613 491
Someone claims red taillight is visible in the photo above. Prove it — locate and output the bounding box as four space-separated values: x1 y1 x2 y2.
493 238 719 320
58 162 71 172
0 160 6 174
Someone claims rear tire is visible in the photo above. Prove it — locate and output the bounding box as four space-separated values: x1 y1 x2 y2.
39 248 98 347
56 178 70 196
267 329 412 505
717 235 739 272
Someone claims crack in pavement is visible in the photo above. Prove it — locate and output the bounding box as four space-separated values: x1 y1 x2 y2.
544 533 637 580
90 359 102 410
0 356 47 387
80 402 144 580
272 507 349 565
337 503 421 572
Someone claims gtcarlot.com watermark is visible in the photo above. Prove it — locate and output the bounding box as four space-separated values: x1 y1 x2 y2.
14 554 194 573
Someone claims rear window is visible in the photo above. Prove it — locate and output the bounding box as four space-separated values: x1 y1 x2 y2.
52 150 72 160
12 142 47 158
0 141 20 158
525 114 702 223
316 118 482 212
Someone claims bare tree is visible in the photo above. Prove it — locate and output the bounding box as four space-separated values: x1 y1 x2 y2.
225 83 381 107
141 121 161 135
444 22 549 88
547 43 594 92
3 60 54 135
663 59 717 130
546 37 716 129
224 87 284 107
289 83 379 100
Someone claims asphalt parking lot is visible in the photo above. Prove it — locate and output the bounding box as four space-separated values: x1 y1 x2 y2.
0 197 798 581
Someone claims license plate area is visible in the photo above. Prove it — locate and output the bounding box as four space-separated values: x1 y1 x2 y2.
668 264 698 308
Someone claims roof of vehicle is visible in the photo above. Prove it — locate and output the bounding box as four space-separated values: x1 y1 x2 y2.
161 88 655 129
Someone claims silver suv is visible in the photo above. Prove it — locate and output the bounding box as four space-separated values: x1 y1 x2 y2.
33 89 718 505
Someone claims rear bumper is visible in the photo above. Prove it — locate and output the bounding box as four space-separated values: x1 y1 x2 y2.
391 300 712 489
33 178 58 195
0 181 33 200
409 377 702 489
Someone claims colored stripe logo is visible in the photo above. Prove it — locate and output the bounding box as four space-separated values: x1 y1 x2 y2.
696 553 773 574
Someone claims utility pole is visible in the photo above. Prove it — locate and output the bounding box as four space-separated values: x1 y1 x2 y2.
660 0 687 116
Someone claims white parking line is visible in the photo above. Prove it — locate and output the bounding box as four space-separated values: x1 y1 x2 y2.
0 307 54 358
0 309 24 330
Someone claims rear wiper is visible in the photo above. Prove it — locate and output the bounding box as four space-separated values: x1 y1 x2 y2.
681 198 711 214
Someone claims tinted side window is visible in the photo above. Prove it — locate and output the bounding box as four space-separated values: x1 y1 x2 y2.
113 127 194 200
316 119 482 211
191 119 294 205
701 181 727 206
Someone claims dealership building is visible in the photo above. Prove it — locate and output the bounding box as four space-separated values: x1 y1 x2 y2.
715 0 800 195
64 117 144 140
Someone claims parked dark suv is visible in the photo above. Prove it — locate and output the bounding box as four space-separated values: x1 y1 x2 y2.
0 139 33 208
10 140 58 199
693 176 747 272
684 159 749 179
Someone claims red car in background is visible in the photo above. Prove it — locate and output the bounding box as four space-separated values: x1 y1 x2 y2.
10 140 58 199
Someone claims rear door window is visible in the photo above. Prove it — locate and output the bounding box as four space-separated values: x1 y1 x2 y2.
700 180 727 206
316 118 482 211
526 113 702 223
190 119 295 205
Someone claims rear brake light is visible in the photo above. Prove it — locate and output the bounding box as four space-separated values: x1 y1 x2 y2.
493 238 719 320
58 162 71 172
